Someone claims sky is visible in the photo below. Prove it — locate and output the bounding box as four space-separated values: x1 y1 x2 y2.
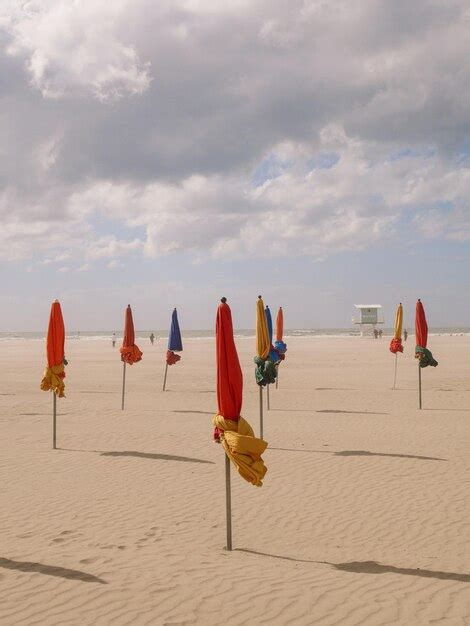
1 0 469 330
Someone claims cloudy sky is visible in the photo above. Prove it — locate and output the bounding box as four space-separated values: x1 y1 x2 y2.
1 0 469 330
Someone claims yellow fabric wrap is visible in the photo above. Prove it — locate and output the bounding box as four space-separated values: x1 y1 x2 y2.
213 414 268 486
394 303 403 340
256 297 270 360
40 364 65 397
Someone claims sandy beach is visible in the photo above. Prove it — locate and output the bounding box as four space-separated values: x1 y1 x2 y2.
1 335 469 625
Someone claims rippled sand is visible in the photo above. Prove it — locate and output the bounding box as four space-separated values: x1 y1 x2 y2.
1 335 469 625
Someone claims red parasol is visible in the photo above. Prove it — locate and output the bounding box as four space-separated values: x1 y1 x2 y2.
216 297 243 422
415 299 428 348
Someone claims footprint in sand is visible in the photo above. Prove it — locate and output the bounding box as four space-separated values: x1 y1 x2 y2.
50 530 82 545
136 526 161 548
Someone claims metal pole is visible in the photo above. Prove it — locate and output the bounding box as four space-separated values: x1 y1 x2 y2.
393 353 398 389
162 363 168 391
53 393 57 449
225 453 232 551
418 364 422 409
267 383 270 410
121 362 126 410
259 385 264 439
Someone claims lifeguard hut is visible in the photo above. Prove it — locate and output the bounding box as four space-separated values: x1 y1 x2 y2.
352 305 384 336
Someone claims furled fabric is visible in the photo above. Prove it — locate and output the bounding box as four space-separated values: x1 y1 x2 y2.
389 338 403 354
265 306 273 344
40 364 65 397
213 413 268 486
390 303 404 353
415 300 428 348
255 296 277 384
168 308 183 352
274 339 287 355
41 300 66 397
415 346 438 368
216 300 242 422
415 299 437 367
275 307 284 342
254 356 277 386
273 306 287 363
120 305 143 365
256 297 270 361
166 349 181 365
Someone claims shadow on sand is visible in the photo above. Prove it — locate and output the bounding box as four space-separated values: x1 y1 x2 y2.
100 451 214 464
0 557 107 584
333 450 445 461
269 448 446 461
235 551 470 583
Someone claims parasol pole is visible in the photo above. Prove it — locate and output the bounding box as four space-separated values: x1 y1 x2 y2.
259 385 264 439
53 392 57 449
418 363 422 409
121 361 126 410
225 452 232 550
393 353 398 389
267 383 270 410
162 363 168 391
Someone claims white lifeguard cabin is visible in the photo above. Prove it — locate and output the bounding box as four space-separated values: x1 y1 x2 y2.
352 305 384 336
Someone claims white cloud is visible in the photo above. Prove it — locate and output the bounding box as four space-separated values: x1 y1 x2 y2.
2 0 151 101
414 208 470 241
1 0 469 269
85 236 143 260
26 125 465 263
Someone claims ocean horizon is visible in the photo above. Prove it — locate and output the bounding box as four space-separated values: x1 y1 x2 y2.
1 327 470 341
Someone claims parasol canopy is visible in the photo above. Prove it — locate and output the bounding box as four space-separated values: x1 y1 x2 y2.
213 298 267 486
166 308 182 365
216 298 242 422
120 305 143 365
256 296 270 360
254 296 277 385
40 300 66 397
274 306 287 358
389 303 404 354
265 305 273 344
415 299 438 367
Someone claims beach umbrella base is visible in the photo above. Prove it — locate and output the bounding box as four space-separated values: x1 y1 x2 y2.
121 362 126 410
162 363 168 391
225 453 232 550
259 386 264 439
53 393 57 449
418 365 422 409
392 353 398 390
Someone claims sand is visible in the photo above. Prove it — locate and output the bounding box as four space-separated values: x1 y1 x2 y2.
1 335 470 625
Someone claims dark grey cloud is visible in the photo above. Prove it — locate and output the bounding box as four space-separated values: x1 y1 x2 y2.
1 0 469 262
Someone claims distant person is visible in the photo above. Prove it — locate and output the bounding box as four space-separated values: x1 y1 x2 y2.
404 328 408 342
378 329 383 338
112 333 116 348
374 329 378 339
150 333 155 345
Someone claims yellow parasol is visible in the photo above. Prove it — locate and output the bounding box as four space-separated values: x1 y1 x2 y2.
389 303 404 389
256 295 270 360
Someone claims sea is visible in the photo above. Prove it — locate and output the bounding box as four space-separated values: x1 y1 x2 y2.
1 328 469 341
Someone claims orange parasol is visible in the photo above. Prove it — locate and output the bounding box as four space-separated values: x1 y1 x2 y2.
120 305 143 365
120 305 142 410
